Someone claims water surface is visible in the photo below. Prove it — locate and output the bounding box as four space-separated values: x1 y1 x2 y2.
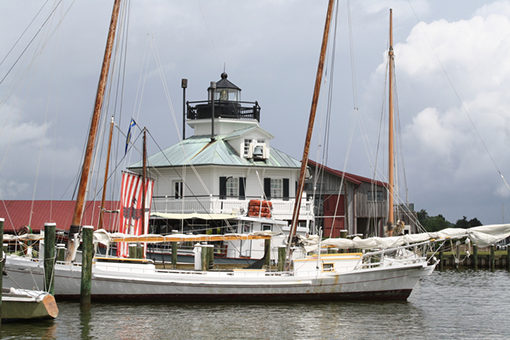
2 269 509 339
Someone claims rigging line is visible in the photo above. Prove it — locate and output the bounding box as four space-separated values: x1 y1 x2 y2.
0 0 51 67
392 68 410 205
0 18 59 194
0 0 73 87
150 30 181 141
321 1 341 237
143 0 180 141
146 130 215 215
30 2 64 227
92 1 132 227
406 1 510 193
91 23 122 225
346 0 358 110
141 3 213 198
321 0 340 168
196 0 222 70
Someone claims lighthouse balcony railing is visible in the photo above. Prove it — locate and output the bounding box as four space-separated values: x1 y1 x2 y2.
187 100 260 122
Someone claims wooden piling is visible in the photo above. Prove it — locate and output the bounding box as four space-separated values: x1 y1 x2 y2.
455 243 460 270
278 246 286 272
136 243 143 259
264 239 271 268
44 223 56 295
80 226 94 305
490 245 495 271
473 245 478 270
208 245 214 269
439 250 443 271
507 246 510 271
339 230 347 253
171 242 178 268
0 218 4 326
200 245 207 271
57 243 66 262
128 244 136 258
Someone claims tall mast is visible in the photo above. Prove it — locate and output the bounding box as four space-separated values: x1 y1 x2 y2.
142 128 147 235
388 9 395 235
66 0 122 261
98 116 115 230
285 0 335 269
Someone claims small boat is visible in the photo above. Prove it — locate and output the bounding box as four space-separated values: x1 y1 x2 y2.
1 287 58 321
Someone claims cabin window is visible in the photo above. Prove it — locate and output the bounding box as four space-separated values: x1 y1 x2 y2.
367 190 384 202
262 224 272 231
240 223 252 233
174 181 183 199
323 263 334 271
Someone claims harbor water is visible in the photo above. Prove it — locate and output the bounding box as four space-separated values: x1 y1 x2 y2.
2 269 509 339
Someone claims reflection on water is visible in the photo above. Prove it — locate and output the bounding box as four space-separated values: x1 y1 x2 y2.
1 270 509 339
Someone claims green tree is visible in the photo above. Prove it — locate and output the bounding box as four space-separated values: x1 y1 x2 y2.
417 209 453 232
455 216 482 229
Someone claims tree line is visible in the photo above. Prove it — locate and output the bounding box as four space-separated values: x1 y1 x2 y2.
417 209 482 232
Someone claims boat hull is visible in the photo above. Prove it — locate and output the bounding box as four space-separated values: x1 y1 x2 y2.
1 288 58 321
3 255 433 303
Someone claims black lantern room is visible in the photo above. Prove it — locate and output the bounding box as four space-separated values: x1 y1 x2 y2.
187 73 260 122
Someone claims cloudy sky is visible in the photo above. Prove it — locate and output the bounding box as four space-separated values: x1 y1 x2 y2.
1 0 510 225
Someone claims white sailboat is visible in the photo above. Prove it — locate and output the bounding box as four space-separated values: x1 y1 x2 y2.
3 2 510 303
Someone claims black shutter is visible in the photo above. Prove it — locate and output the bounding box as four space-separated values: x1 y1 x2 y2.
283 178 289 201
239 177 246 200
219 177 227 199
264 178 271 200
175 181 182 199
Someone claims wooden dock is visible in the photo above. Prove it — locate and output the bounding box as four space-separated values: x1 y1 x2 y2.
434 245 510 270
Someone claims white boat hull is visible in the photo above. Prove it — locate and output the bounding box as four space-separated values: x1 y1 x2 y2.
3 255 434 302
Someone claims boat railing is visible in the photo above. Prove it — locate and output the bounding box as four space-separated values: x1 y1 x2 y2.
356 240 434 269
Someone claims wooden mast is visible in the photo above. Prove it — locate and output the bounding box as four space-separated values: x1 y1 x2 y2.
66 0 122 261
388 9 395 236
142 128 147 236
285 0 335 269
98 117 115 231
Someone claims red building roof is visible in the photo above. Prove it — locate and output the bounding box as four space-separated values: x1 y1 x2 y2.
0 200 120 234
308 160 387 187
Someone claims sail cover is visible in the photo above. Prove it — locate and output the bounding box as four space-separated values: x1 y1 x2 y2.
117 171 154 258
301 224 510 252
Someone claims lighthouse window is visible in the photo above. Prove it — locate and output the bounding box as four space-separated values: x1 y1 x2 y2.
174 181 183 199
270 178 283 199
226 178 239 198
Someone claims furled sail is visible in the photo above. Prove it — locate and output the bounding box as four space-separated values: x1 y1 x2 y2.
301 224 510 252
